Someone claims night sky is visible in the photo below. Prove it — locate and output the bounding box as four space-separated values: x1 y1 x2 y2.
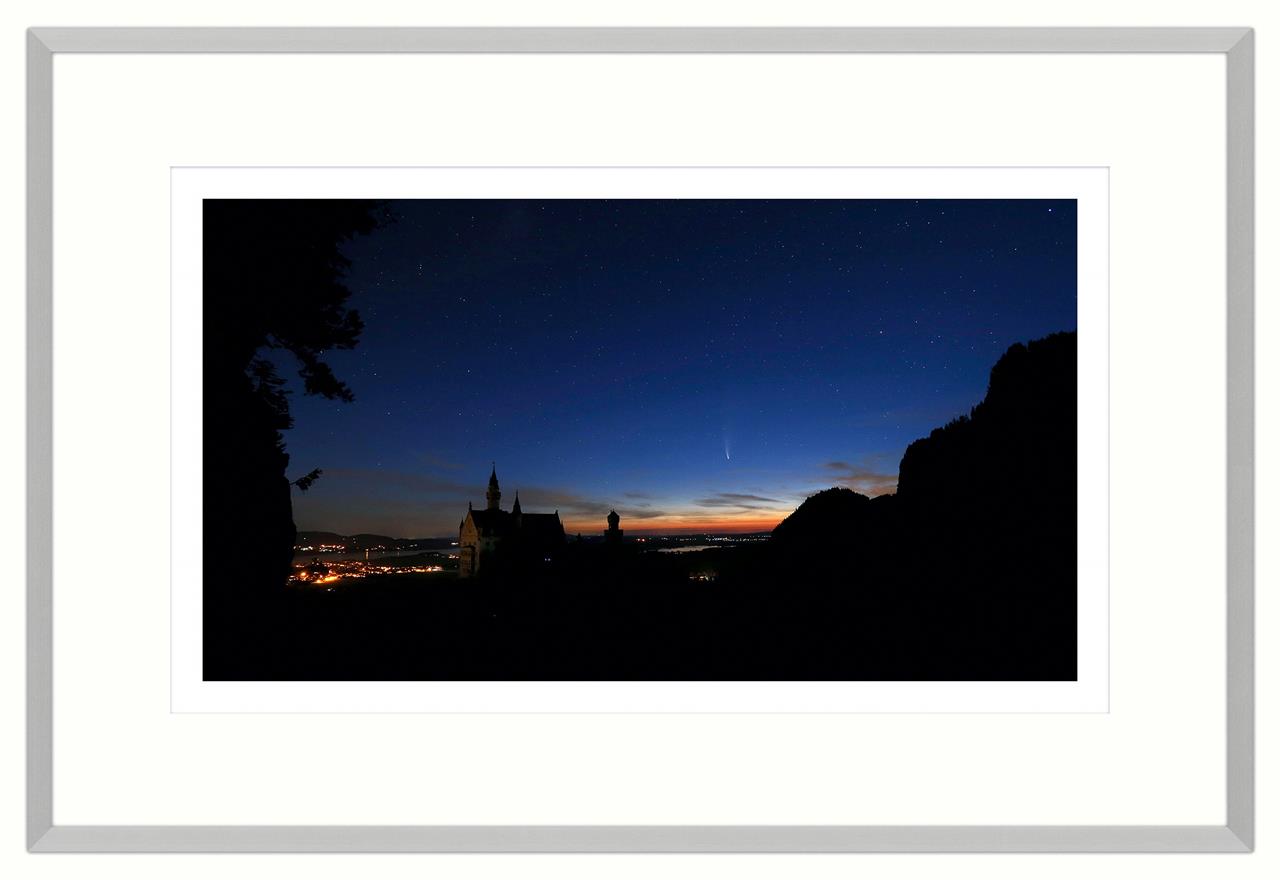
283 199 1076 537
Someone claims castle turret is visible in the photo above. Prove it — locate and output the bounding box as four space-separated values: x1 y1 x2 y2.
604 509 623 543
486 464 501 511
512 491 522 524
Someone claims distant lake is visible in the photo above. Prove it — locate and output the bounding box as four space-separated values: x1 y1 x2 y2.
293 548 458 562
653 545 714 554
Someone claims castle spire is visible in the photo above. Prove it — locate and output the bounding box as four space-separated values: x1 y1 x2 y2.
486 464 501 511
605 509 623 544
512 491 522 516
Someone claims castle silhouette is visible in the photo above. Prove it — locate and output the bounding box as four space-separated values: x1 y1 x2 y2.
458 466 566 577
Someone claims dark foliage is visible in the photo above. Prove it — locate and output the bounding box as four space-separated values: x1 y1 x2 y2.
291 468 323 492
202 200 385 629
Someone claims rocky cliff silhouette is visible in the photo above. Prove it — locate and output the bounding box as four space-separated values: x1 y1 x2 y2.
770 331 1077 679
897 330 1076 513
774 331 1075 540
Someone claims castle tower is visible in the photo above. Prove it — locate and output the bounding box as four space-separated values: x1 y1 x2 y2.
486 464 501 511
512 491 523 524
604 509 623 543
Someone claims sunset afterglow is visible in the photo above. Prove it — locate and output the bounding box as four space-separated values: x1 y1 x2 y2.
280 199 1076 539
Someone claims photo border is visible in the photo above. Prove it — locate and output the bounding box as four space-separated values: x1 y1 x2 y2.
26 26 1254 853
169 165 1111 716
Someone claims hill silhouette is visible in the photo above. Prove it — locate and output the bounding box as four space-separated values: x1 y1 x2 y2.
293 532 449 551
770 485 901 542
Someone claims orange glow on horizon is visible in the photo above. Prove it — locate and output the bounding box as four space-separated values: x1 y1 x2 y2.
559 511 788 536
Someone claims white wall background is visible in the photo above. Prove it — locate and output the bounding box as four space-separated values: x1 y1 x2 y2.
1 0 1277 877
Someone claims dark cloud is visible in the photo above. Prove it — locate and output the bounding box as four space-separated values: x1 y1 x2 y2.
821 461 898 497
519 487 668 521
293 496 450 539
693 492 784 510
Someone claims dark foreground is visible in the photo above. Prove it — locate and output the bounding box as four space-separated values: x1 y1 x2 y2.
205 538 1075 681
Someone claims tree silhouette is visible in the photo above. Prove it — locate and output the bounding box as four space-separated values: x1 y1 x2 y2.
290 468 324 492
203 200 386 603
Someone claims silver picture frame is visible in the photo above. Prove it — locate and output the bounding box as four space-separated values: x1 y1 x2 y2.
26 26 1255 853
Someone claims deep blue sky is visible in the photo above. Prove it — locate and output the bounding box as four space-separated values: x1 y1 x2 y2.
284 199 1076 537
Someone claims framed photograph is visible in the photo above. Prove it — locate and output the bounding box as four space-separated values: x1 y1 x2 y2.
28 27 1253 852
